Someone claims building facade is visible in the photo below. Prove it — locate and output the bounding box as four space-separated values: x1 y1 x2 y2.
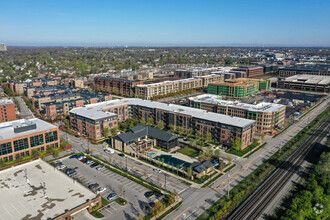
70 98 256 149
232 66 265 77
278 64 330 77
0 119 60 162
277 75 330 92
94 77 143 96
0 100 17 123
189 94 286 134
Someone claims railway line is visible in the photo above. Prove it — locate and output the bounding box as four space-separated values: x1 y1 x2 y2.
228 117 329 220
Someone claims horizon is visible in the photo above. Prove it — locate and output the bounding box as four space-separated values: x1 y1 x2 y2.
1 0 330 47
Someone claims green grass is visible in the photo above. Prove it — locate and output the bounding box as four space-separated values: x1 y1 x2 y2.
91 210 104 218
181 180 192 186
202 173 223 188
154 146 170 152
101 197 110 206
115 197 127 205
227 141 260 157
177 146 200 158
193 172 216 184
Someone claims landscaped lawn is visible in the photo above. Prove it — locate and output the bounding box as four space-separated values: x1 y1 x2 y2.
177 147 200 158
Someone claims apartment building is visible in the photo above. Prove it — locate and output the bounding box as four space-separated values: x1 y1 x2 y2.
232 66 265 77
174 67 220 78
278 64 330 77
189 94 286 133
9 81 25 95
70 98 255 149
277 75 330 92
0 100 17 123
94 77 143 96
0 118 60 162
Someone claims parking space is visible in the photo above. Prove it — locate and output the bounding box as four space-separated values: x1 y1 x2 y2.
60 157 160 219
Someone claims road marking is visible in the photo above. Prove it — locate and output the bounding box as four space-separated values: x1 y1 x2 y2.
173 206 191 220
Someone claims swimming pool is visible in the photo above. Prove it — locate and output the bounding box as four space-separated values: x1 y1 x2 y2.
155 155 190 167
147 152 156 156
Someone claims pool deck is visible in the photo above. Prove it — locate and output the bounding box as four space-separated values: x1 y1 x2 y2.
152 148 198 163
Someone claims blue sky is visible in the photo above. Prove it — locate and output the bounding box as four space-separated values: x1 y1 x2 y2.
1 0 330 46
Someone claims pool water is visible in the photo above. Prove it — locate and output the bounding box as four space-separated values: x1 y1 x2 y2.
155 155 190 167
147 152 155 156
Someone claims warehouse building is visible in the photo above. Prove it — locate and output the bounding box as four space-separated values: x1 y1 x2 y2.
189 94 286 134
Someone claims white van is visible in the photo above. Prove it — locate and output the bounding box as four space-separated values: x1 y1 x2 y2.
104 147 114 154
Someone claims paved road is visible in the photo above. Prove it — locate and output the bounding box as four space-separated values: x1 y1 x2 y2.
166 97 330 220
14 96 34 119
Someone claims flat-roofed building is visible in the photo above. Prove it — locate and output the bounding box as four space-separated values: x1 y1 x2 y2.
278 64 330 77
0 99 17 122
0 118 60 162
277 74 330 92
189 94 286 133
232 66 265 77
70 98 255 149
94 77 143 97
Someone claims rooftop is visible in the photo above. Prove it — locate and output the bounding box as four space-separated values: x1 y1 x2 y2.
0 99 14 106
70 98 255 128
279 64 330 71
283 74 330 85
0 159 96 220
0 118 57 141
189 94 285 112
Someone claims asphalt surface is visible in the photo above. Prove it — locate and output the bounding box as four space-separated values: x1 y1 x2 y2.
61 157 159 219
165 97 329 220
14 96 34 119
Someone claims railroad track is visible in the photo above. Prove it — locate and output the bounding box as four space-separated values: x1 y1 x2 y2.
228 118 329 220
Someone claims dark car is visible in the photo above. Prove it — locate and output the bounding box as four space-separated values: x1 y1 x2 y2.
90 162 99 168
75 134 80 138
69 154 77 159
144 191 154 198
118 153 125 157
88 183 99 189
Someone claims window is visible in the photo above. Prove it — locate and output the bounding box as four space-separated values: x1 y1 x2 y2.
30 134 44 147
0 142 12 156
45 131 58 143
13 138 29 152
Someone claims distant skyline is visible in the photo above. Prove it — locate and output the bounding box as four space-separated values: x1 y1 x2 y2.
1 0 330 47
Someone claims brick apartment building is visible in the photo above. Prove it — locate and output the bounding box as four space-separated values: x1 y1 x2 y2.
0 118 60 162
94 77 143 96
0 100 17 123
189 94 286 134
70 99 255 149
278 64 330 77
232 66 265 77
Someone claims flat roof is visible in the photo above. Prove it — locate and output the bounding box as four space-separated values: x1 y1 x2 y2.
0 159 96 220
189 94 285 112
283 74 330 85
0 118 57 141
279 64 330 71
0 99 14 105
70 98 255 128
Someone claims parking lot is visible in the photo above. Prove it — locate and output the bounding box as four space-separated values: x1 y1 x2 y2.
60 157 160 219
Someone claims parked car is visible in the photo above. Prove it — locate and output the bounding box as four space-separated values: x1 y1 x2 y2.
77 155 86 161
88 183 99 189
75 134 80 138
96 166 105 171
69 155 77 159
104 147 114 154
81 158 88 163
118 153 125 157
86 160 94 165
90 162 99 168
107 193 118 200
55 159 62 164
67 170 77 177
144 191 154 198
56 164 66 170
153 169 161 173
96 187 106 194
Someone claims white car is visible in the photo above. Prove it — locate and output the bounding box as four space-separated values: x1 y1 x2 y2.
104 147 114 154
96 166 105 171
55 159 62 164
96 187 106 194
153 169 161 173
57 164 66 170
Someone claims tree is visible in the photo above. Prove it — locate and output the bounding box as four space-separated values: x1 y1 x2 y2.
31 149 40 158
206 132 213 143
111 127 118 136
170 124 175 133
169 190 179 204
140 118 146 125
53 151 59 158
187 166 193 179
147 117 154 126
196 131 202 140
227 154 232 164
214 149 221 160
0 158 5 167
157 120 165 130
231 137 242 151
188 128 194 137
205 146 213 159
104 127 110 138
138 213 144 220
177 126 185 135
46 145 54 153
151 200 165 216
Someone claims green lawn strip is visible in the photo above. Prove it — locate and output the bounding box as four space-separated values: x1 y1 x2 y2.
197 106 330 220
243 142 267 158
227 142 260 157
202 173 223 188
224 164 236 173
193 171 217 184
87 155 164 194
181 180 192 186
158 201 183 220
154 145 170 152
177 146 200 158
115 197 127 205
101 197 110 206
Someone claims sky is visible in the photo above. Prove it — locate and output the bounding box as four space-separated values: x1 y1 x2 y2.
1 0 330 47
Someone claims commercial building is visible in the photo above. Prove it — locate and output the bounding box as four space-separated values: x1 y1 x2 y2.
0 43 7 52
70 98 255 149
111 124 178 153
0 118 60 162
232 66 265 77
0 100 17 123
189 94 286 133
208 78 270 97
278 64 330 77
0 159 101 220
277 75 330 92
136 74 223 99
94 77 143 96
174 67 220 78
